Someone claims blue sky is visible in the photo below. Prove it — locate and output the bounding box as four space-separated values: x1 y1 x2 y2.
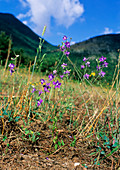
0 0 120 46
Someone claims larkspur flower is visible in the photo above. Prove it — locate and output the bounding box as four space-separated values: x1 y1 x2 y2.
9 69 14 75
40 79 45 84
8 63 15 69
53 70 57 74
81 65 85 69
84 73 89 79
32 88 36 93
37 98 43 107
64 70 70 74
60 75 64 79
64 51 70 56
8 63 15 75
99 56 106 62
53 80 61 88
63 35 67 40
65 42 70 48
48 74 54 81
83 57 87 62
85 61 90 67
61 63 67 69
99 70 106 77
69 136 72 138
103 61 108 67
96 65 101 71
43 83 51 92
38 90 43 96
60 45 65 51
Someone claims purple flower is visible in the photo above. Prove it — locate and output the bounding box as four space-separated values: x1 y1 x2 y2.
53 70 57 74
81 65 85 69
37 98 43 107
8 63 15 69
53 80 61 88
60 75 64 79
8 63 15 75
85 61 90 67
43 83 51 92
40 79 45 84
84 73 89 79
64 51 70 56
32 88 36 93
103 61 108 67
65 42 70 48
99 70 106 77
64 70 70 75
96 65 101 71
9 69 14 75
65 70 70 74
69 136 72 138
48 74 54 81
99 56 106 62
60 45 65 51
63 36 67 40
46 83 50 86
83 57 87 62
38 90 43 96
61 63 67 69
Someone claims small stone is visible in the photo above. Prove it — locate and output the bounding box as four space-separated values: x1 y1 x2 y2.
74 162 80 167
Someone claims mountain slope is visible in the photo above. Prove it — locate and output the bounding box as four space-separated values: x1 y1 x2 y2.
68 34 120 83
71 34 120 56
0 13 56 57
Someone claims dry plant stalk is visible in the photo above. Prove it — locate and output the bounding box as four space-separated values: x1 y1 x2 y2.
4 39 12 74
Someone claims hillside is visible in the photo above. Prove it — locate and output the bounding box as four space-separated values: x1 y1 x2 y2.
71 34 120 57
0 13 57 57
68 34 120 82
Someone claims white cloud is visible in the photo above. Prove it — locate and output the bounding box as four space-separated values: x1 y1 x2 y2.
23 20 28 25
103 27 113 34
18 0 84 35
116 31 120 34
70 41 76 45
19 0 28 7
17 11 31 20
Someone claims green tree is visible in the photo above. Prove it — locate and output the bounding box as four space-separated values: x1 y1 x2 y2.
0 31 11 65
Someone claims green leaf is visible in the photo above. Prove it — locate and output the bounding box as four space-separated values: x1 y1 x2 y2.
3 136 7 141
55 144 58 150
107 145 110 149
98 147 102 150
53 139 56 144
89 152 98 156
103 135 109 141
35 137 39 141
25 130 30 135
61 140 65 146
15 116 20 122
101 151 105 155
3 110 8 116
102 144 120 160
7 143 9 147
58 141 61 147
104 141 110 145
32 134 35 142
55 136 58 140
